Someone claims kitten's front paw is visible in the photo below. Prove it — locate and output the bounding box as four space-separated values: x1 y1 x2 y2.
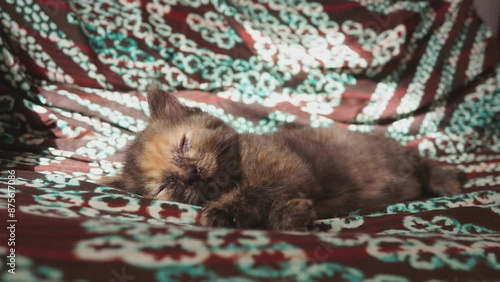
269 199 317 231
199 204 233 228
199 201 260 229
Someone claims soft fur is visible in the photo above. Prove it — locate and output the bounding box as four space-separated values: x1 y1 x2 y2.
100 88 464 231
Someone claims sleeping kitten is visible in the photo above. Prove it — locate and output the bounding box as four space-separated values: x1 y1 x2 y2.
100 88 464 231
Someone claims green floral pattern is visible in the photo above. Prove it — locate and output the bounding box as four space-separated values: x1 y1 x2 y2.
0 0 499 281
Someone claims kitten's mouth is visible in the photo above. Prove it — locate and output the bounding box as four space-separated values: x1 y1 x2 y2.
158 177 226 205
189 180 221 202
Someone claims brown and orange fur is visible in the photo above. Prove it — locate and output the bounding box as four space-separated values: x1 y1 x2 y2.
100 88 464 231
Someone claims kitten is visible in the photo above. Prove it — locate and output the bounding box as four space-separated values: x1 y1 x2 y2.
100 88 464 231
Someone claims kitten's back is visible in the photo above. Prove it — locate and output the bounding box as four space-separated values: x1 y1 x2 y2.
275 127 461 217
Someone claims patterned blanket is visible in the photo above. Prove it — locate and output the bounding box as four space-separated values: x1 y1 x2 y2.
1 0 499 281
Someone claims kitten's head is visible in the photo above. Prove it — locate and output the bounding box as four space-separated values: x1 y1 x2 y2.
101 87 241 205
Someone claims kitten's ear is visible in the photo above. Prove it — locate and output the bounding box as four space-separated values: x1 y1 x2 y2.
147 85 201 120
97 175 125 189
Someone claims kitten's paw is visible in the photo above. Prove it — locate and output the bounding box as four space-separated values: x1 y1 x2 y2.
199 205 232 228
199 201 260 229
270 199 317 231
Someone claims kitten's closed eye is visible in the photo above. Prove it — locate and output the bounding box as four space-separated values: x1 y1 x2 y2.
155 177 176 197
179 133 190 154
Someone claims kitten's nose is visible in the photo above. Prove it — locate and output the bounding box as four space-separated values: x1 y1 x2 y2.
186 166 200 184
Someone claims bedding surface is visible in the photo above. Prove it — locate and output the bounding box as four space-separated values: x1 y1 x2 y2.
0 0 499 281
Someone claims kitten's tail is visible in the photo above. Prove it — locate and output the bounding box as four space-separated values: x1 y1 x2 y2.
416 158 466 197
